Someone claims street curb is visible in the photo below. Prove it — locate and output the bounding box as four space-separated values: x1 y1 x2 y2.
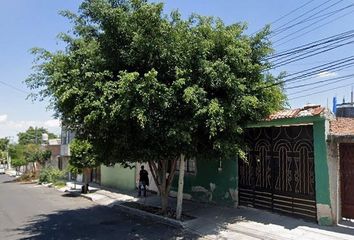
42 183 204 237
66 189 186 229
113 203 185 229
63 184 186 228
51 183 188 230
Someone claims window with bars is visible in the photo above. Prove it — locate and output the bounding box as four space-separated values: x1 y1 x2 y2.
176 157 196 174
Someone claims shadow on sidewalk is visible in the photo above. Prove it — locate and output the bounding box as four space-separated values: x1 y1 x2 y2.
128 194 354 238
61 183 354 239
12 205 199 240
184 204 354 238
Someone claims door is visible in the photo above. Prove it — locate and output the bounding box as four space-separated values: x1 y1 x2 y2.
340 143 354 219
239 125 316 220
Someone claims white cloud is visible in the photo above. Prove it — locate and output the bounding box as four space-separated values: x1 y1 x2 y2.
44 119 61 128
0 114 7 124
0 117 61 140
6 120 37 129
316 71 338 78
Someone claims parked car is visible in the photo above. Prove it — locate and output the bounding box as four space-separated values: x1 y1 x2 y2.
0 165 5 174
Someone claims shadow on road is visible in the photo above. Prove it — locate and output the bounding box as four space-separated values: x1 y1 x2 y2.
13 205 198 240
2 180 17 184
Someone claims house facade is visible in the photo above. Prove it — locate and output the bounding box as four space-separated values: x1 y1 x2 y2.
45 139 61 169
239 105 333 225
327 117 354 223
59 127 101 184
100 164 136 191
171 105 335 225
60 105 347 226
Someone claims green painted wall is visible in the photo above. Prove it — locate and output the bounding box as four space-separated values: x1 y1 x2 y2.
170 115 333 225
313 120 331 205
101 164 136 191
171 157 238 205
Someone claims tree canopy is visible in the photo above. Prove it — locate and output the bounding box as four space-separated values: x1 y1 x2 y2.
8 143 51 170
69 139 99 170
18 127 58 145
27 0 286 212
0 138 9 151
9 144 26 168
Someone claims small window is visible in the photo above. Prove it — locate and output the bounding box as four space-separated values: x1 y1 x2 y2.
176 157 196 174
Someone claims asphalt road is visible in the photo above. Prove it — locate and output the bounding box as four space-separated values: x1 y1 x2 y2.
0 174 198 240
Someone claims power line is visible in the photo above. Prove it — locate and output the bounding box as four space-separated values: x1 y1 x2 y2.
272 0 347 37
251 0 315 35
270 0 335 34
0 80 29 95
270 39 354 69
288 82 354 100
282 58 354 84
286 73 354 92
286 62 354 86
261 55 354 89
272 3 353 45
274 7 354 47
268 29 354 60
271 38 354 66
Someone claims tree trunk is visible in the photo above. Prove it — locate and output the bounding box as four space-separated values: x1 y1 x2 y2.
176 154 185 220
161 192 169 213
148 158 177 216
32 162 36 173
82 168 90 194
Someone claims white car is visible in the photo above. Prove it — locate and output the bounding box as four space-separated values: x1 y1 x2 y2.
0 166 5 174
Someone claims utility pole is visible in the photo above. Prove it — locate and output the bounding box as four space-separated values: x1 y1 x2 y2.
35 127 38 144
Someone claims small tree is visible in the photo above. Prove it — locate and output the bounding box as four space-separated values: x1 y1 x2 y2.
9 144 26 174
69 139 99 193
24 144 40 172
37 150 52 167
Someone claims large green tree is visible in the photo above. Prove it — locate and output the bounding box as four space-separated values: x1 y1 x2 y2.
27 0 285 214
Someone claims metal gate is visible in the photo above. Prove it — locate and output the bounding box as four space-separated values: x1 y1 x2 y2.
340 143 354 219
239 125 317 220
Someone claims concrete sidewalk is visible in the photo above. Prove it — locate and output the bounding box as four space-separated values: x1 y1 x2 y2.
64 182 354 240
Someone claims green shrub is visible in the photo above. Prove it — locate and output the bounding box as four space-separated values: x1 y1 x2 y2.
53 181 66 188
16 171 37 182
39 167 66 184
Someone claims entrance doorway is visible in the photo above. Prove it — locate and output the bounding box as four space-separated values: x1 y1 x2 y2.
340 143 354 219
239 125 317 220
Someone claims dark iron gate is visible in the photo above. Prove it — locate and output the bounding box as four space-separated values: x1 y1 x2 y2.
340 143 354 219
239 125 317 220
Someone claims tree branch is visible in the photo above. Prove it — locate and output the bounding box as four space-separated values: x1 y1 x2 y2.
148 160 160 191
166 157 177 188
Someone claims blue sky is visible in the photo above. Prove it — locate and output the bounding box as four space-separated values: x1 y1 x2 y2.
0 0 353 139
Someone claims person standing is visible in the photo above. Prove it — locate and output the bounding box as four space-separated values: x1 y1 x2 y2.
138 165 149 197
